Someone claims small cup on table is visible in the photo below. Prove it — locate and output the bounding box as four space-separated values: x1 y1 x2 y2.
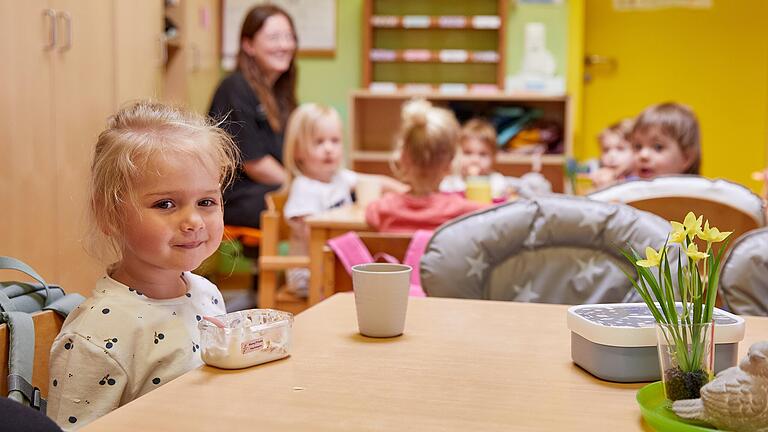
351 263 412 338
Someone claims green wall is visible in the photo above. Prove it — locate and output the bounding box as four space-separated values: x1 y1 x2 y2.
296 0 569 147
296 0 364 123
506 2 569 79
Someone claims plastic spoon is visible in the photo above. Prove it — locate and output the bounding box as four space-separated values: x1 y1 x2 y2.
203 316 226 328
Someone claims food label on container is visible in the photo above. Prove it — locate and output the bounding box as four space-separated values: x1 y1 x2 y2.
241 337 264 354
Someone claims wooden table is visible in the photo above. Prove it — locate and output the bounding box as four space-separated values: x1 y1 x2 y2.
306 205 369 305
82 294 768 431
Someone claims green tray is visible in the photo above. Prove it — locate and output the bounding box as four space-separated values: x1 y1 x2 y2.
636 382 719 431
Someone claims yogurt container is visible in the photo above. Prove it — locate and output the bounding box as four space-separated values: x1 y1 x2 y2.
198 309 293 369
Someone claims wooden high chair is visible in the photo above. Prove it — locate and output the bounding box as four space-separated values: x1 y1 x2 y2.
0 310 64 399
257 190 311 314
588 176 765 247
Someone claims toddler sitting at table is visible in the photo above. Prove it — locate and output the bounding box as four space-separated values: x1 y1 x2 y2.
47 101 236 430
366 99 486 232
589 118 636 189
282 103 404 297
440 118 551 200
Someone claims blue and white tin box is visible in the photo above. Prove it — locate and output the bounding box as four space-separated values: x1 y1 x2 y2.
567 303 745 383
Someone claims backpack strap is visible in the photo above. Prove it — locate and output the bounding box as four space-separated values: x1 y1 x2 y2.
2 311 44 411
0 289 14 315
402 230 433 297
0 256 52 308
44 293 85 317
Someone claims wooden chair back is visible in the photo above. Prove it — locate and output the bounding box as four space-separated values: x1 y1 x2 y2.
259 189 311 312
627 197 760 247
261 189 291 256
323 232 415 294
0 310 64 398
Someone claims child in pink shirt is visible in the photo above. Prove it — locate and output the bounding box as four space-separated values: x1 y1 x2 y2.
366 99 484 232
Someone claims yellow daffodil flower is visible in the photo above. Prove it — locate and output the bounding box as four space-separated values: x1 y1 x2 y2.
678 212 703 240
669 221 686 244
697 220 732 243
637 246 664 267
684 242 709 262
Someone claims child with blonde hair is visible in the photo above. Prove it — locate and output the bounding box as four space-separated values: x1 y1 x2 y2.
47 101 238 429
440 118 551 200
282 103 404 296
632 102 701 178
440 118 508 199
366 99 485 232
590 117 636 188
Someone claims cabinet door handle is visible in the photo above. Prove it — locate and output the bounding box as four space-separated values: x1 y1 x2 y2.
42 9 57 51
57 11 72 52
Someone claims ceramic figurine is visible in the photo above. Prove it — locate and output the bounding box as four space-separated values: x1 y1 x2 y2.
672 341 768 432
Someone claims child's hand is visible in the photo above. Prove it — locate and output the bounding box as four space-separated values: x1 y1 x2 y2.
589 167 619 190
752 169 768 201
377 175 409 194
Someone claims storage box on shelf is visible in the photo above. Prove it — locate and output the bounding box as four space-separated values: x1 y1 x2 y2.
363 0 507 90
350 90 571 193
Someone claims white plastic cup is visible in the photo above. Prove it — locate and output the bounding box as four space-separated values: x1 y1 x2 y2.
351 263 412 337
355 177 382 209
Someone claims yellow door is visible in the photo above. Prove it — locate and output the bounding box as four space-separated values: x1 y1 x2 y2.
581 0 768 190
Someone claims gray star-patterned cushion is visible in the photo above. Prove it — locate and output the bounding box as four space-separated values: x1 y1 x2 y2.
420 196 673 304
720 227 768 316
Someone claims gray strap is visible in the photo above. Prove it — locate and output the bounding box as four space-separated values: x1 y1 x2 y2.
0 289 14 314
7 374 46 413
0 256 52 307
45 294 85 317
4 312 35 384
4 311 36 410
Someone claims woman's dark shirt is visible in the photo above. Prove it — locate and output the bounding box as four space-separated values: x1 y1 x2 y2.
209 70 283 228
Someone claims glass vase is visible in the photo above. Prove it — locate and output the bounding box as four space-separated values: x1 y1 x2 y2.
656 322 714 401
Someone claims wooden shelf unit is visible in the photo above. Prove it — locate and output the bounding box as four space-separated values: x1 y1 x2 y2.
349 90 572 193
363 0 507 89
370 15 502 30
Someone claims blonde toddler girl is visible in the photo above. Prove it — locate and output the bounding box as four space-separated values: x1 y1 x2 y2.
282 103 404 297
47 101 238 430
366 99 485 232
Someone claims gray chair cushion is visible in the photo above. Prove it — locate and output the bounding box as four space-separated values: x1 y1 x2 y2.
720 227 768 316
421 195 673 304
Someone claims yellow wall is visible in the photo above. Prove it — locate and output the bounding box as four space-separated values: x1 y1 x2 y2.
576 1 768 191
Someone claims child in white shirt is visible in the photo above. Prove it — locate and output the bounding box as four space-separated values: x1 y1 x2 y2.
47 101 239 430
282 103 404 296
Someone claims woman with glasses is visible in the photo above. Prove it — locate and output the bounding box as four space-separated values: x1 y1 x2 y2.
209 4 298 234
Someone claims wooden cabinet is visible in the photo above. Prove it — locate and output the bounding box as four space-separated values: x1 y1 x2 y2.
0 1 164 296
363 0 507 92
350 90 571 192
115 0 165 103
163 0 221 113
0 0 58 282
